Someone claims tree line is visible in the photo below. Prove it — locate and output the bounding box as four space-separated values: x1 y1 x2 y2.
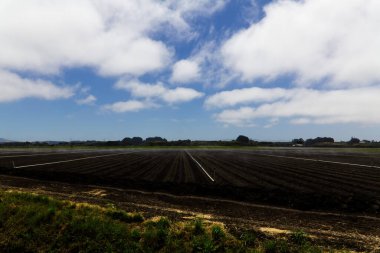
0 135 378 148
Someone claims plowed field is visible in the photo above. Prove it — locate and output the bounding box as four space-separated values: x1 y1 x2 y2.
1 149 379 213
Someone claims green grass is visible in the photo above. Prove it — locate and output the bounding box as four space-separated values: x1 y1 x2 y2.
0 190 351 252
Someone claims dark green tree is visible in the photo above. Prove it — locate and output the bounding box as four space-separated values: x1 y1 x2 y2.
236 135 249 144
348 137 360 144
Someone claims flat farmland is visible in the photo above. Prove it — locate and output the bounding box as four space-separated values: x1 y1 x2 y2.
0 148 380 214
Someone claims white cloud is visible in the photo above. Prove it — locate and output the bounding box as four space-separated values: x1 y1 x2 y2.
170 60 200 83
213 86 380 126
162 87 204 103
0 0 226 77
0 70 74 102
205 87 292 108
0 0 226 105
222 0 380 87
103 100 157 113
76 95 97 105
115 80 167 98
167 1 227 16
264 118 279 129
115 79 204 104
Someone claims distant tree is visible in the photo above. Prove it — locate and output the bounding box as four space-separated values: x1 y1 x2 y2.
145 137 167 143
292 138 305 145
236 135 249 144
305 137 334 146
170 139 191 146
122 137 143 145
131 137 143 145
105 141 121 146
348 137 360 144
122 137 132 145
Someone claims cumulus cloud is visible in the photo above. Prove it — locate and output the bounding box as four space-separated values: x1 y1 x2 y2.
115 80 166 98
103 100 157 113
0 0 226 77
170 59 200 83
0 0 226 105
213 87 380 126
213 0 380 128
162 87 204 103
0 70 74 103
222 0 380 87
76 95 97 105
205 87 292 108
115 79 204 104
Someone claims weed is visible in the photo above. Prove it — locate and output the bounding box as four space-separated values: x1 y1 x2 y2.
263 240 277 253
130 228 141 241
141 217 170 251
105 209 144 223
193 219 205 235
142 227 167 251
211 225 225 242
192 235 215 252
289 230 308 245
240 232 256 247
276 239 291 253
156 217 170 230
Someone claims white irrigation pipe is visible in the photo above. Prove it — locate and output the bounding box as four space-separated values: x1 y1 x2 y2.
238 151 380 169
186 151 215 182
13 153 130 169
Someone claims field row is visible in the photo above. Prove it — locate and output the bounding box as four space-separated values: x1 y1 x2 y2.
0 151 210 184
0 149 379 213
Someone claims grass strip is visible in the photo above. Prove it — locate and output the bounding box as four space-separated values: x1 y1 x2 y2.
0 190 349 252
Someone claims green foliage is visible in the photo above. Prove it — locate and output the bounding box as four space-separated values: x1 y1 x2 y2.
0 191 141 253
156 217 170 230
130 228 141 241
141 217 171 251
240 231 256 247
263 240 278 253
193 218 205 235
289 230 308 245
211 225 225 242
192 234 215 252
105 209 144 223
0 190 348 253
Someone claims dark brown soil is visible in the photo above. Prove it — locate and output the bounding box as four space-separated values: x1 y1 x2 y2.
1 149 379 214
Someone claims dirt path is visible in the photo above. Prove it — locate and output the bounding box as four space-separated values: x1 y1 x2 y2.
0 174 379 252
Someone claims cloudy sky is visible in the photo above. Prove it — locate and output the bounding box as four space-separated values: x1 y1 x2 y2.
1 0 380 141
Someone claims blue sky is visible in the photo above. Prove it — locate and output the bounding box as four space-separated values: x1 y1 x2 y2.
1 0 380 142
